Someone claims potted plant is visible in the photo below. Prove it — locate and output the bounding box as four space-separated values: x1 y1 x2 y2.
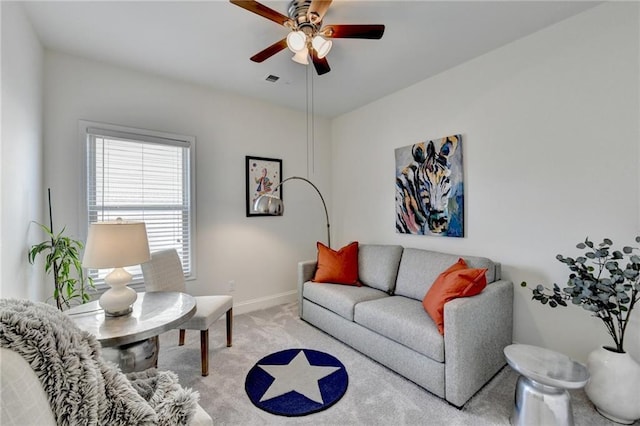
28 189 94 310
522 236 640 424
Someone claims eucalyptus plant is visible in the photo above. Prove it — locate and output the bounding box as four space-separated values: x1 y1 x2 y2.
27 189 94 310
522 236 640 353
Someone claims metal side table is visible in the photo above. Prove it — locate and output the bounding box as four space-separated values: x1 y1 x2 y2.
66 291 196 372
504 344 589 426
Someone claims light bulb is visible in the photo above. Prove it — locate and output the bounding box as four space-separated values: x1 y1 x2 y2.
292 47 309 65
287 31 307 53
312 35 332 59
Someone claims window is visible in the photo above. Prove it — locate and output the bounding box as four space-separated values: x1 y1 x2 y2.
81 121 195 288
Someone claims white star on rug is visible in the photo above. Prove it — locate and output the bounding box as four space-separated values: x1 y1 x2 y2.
258 350 341 403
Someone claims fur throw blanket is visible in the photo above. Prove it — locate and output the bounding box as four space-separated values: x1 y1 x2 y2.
0 299 199 425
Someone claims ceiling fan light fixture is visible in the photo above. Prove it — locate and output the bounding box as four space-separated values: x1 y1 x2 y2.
286 30 307 53
311 35 332 59
291 47 309 65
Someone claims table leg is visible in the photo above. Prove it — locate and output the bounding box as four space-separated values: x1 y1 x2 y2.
101 336 159 373
512 375 574 426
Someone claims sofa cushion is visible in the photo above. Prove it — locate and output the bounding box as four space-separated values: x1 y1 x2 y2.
313 241 360 286
303 281 388 321
423 262 488 334
0 348 56 426
358 244 404 293
354 296 444 363
395 248 496 300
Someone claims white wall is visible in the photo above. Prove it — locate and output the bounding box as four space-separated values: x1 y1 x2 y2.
42 52 331 313
1 2 45 300
331 3 639 362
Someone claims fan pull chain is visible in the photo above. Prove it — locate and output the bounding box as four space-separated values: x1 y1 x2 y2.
305 63 315 178
311 64 315 175
306 64 310 179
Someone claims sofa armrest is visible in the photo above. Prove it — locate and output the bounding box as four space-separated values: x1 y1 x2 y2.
297 260 317 317
443 279 513 407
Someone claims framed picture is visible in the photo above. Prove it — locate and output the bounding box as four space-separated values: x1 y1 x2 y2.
395 134 464 237
246 156 283 217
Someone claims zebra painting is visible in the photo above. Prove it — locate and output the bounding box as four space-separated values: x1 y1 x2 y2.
395 134 464 237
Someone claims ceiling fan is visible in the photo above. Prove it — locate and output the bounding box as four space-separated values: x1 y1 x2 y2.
230 0 385 75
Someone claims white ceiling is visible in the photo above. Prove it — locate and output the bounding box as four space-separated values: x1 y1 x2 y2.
22 1 599 118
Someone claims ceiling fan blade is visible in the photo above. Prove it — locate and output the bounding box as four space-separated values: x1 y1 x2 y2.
229 0 291 26
308 0 332 24
322 24 385 40
310 49 331 75
250 38 288 63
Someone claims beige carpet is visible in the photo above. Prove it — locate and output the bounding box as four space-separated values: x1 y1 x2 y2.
158 302 619 425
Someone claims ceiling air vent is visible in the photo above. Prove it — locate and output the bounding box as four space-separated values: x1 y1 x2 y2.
265 74 280 83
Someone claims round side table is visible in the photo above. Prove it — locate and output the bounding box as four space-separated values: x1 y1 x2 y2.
504 344 589 426
66 291 195 372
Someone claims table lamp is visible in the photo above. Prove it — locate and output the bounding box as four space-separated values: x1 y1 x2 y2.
82 219 151 316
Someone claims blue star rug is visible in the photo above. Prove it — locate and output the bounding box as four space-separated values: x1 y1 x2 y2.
245 348 349 416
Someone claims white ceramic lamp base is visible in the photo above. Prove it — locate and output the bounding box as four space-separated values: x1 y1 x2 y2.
99 267 138 317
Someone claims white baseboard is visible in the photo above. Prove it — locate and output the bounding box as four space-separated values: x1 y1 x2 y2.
231 290 297 316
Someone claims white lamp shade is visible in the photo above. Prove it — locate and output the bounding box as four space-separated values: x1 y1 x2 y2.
292 47 309 65
312 35 332 59
82 220 151 268
287 30 307 52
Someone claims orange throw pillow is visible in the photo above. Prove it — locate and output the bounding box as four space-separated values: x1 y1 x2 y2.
312 241 360 286
423 259 487 335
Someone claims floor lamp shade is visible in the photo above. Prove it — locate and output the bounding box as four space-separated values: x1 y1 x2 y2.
83 220 151 316
253 194 284 215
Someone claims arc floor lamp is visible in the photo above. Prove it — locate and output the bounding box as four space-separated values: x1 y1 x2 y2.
253 176 330 248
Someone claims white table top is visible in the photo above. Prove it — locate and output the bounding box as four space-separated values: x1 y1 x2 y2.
504 344 589 389
65 291 196 347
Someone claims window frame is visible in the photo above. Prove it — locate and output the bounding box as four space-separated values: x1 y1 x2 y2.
79 120 197 290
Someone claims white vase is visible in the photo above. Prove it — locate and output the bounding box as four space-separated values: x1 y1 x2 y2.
584 346 640 424
627 308 640 364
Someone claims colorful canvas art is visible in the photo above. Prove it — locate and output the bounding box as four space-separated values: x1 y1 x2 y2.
395 134 464 237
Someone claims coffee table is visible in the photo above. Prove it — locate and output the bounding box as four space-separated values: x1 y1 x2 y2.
66 291 196 372
504 344 589 426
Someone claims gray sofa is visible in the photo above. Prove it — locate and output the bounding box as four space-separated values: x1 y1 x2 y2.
297 244 513 407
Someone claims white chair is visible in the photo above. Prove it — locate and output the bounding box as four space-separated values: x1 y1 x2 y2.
141 249 233 376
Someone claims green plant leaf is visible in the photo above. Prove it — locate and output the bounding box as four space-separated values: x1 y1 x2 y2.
28 220 94 310
524 235 640 352
605 261 618 271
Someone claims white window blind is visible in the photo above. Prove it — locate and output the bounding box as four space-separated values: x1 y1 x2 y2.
84 122 194 286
